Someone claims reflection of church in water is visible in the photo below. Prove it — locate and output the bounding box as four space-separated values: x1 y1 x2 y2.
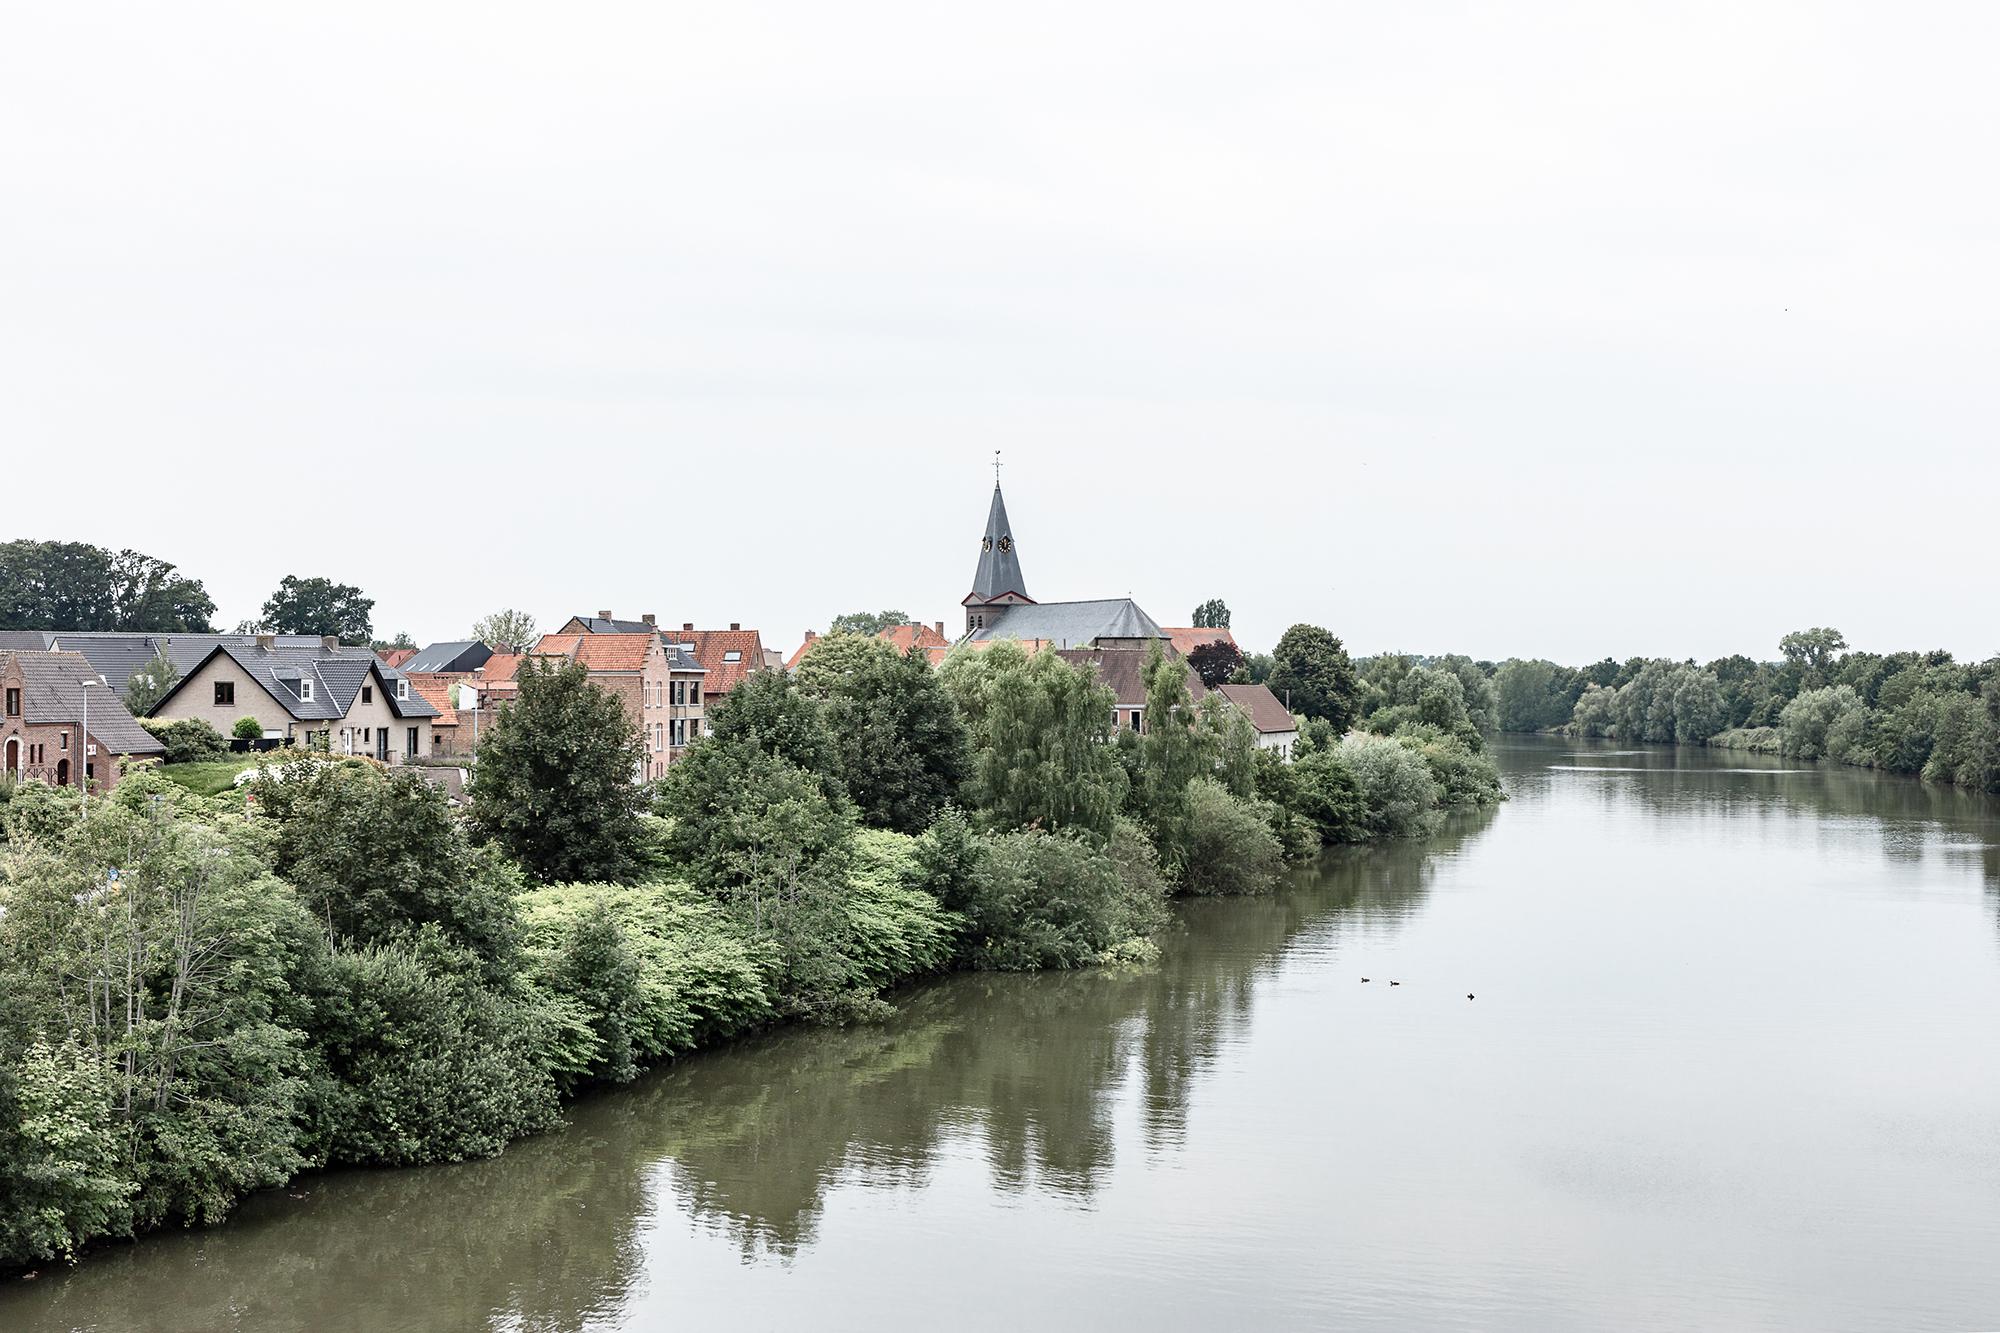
957 477 1168 652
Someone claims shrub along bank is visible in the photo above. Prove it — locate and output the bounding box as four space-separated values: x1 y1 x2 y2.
0 633 1501 1269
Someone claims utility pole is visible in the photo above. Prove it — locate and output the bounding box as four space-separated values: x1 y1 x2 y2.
80 678 97 813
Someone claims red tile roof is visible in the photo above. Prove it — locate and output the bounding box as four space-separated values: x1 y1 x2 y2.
1216 683 1298 735
529 632 656 673
879 622 952 663
377 648 416 668
1161 627 1237 658
668 628 766 697
403 672 462 728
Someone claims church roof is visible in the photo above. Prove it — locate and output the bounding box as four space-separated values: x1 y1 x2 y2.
965 598 1166 648
966 484 1030 604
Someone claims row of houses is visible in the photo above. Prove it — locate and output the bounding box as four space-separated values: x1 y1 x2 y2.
0 475 1298 798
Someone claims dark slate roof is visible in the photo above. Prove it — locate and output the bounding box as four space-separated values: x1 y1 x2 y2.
966 484 1029 603
4 651 164 754
0 631 58 651
402 640 493 674
966 598 1166 648
563 615 658 635
52 632 328 693
1216 683 1299 735
150 641 439 722
1054 648 1206 709
664 644 705 674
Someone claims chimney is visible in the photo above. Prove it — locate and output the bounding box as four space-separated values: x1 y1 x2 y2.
803 629 817 645
256 633 275 650
729 622 740 632
598 609 613 621
642 613 656 626
682 622 694 632
322 635 341 652
934 621 944 637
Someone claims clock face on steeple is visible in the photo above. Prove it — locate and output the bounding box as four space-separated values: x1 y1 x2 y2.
982 536 993 551
998 536 1013 553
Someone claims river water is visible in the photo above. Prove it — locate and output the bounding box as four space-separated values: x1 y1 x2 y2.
8 737 2000 1331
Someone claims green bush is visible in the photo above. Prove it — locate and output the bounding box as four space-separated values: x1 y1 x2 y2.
141 717 230 764
519 879 774 1085
1175 778 1284 896
959 828 1158 971
1395 724 1503 807
308 932 563 1167
231 716 265 741
1333 733 1444 840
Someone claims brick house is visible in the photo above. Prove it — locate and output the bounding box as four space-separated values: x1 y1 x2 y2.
148 635 438 763
0 650 164 793
667 623 767 702
529 631 707 779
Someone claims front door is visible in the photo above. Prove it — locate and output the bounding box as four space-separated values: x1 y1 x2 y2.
3 737 16 777
376 728 389 762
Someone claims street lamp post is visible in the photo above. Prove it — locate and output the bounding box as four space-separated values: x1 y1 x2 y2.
80 678 97 813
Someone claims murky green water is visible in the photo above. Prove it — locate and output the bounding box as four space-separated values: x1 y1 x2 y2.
9 737 2000 1331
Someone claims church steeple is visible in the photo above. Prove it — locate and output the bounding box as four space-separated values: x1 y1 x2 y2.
963 464 1033 622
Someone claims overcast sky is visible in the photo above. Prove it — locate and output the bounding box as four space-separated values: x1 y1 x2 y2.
5 3 1996 663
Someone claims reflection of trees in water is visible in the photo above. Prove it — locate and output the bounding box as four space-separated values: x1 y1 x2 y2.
12 1111 660 1333
2 811 1498 1333
1532 737 2000 893
642 805 1500 1260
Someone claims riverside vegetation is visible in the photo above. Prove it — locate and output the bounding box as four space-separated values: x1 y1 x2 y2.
0 625 1500 1269
1488 627 2000 793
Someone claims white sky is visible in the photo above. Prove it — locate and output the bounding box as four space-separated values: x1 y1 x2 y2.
5 3 1996 663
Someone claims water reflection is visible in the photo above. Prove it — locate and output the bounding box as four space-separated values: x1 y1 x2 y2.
22 741 2000 1332
7 811 1496 1333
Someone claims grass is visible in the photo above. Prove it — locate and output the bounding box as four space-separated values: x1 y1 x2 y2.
158 756 266 796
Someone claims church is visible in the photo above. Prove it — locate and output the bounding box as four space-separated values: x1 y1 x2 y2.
959 478 1169 651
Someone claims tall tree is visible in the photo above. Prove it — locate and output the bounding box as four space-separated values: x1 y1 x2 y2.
939 641 1125 840
1779 627 1848 685
0 540 215 632
1191 598 1231 629
796 634 972 832
472 608 538 653
470 658 648 883
828 609 911 637
259 575 374 642
1267 624 1361 731
1187 639 1245 689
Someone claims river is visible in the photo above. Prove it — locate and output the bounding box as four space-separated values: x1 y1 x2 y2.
8 736 2000 1331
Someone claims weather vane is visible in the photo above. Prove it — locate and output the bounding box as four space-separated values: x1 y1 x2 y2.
993 449 1003 485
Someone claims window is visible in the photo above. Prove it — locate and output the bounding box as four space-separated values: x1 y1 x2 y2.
395 679 408 701
59 731 68 751
214 681 235 706
406 726 418 757
361 685 373 704
299 678 314 702
4 687 17 716
361 728 370 744
722 650 741 663
690 684 701 706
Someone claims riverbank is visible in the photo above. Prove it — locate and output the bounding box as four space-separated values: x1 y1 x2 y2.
11 739 1998 1331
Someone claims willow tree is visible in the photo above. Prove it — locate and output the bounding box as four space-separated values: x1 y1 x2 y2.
939 642 1124 841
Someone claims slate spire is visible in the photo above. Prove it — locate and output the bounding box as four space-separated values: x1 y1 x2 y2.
967 482 1028 603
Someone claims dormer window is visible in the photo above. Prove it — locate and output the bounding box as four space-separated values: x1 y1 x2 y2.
299 678 314 702
395 678 409 701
